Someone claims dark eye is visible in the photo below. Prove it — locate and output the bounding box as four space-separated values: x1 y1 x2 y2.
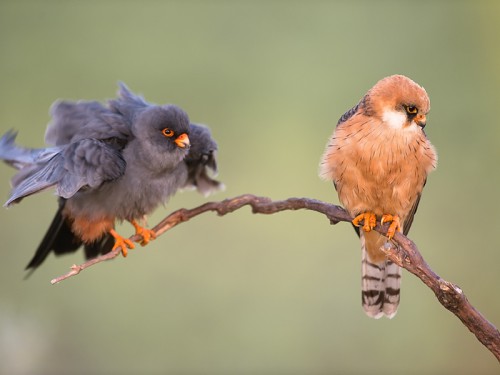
162 128 174 137
405 105 418 115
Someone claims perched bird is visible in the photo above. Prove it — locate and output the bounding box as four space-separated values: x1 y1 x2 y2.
319 75 437 318
0 83 222 271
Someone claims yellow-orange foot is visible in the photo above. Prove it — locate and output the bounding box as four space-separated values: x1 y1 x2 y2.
131 219 157 246
109 229 135 257
381 214 402 239
352 212 377 232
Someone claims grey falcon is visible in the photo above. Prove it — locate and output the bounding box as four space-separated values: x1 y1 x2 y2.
0 83 222 271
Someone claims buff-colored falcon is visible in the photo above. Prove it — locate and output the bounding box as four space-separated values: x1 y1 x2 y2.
320 75 437 319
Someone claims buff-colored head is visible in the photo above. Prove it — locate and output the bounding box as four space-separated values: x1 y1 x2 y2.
364 74 430 129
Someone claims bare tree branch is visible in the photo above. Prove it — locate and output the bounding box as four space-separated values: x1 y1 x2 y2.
49 194 500 362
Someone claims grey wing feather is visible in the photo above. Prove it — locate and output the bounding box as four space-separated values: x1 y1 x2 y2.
337 102 360 126
4 138 125 206
5 154 65 205
108 82 150 123
46 100 131 146
45 100 105 145
183 123 223 196
337 94 369 127
46 83 153 147
57 139 126 197
0 130 61 169
403 190 423 236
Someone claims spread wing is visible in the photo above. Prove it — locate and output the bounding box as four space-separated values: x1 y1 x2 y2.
45 82 147 147
45 100 131 146
107 82 150 123
3 134 126 206
182 123 223 196
0 130 61 170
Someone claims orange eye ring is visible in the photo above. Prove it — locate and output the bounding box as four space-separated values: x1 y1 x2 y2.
162 128 174 137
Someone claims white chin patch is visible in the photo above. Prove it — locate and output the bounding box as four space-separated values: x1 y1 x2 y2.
382 110 407 129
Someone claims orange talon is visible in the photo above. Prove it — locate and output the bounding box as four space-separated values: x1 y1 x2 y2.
131 219 157 246
352 212 377 232
381 214 401 239
109 229 135 257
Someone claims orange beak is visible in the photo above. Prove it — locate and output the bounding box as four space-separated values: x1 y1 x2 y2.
415 114 427 128
174 133 190 149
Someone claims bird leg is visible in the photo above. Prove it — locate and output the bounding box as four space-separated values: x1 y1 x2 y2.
352 212 377 232
380 214 401 240
130 219 157 246
109 229 135 257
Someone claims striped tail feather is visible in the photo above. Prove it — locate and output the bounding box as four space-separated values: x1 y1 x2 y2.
361 233 402 319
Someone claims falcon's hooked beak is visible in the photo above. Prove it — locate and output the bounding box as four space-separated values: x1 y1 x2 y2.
174 133 190 149
415 114 427 129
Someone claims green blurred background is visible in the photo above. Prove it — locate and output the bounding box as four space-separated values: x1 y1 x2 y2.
1 1 499 374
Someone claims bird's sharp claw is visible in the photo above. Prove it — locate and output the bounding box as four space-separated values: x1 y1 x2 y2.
109 229 135 257
352 212 377 232
131 220 157 246
353 212 402 239
381 214 401 239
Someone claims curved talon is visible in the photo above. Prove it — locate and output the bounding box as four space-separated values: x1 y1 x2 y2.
131 220 157 246
352 212 377 232
109 229 135 257
381 214 401 239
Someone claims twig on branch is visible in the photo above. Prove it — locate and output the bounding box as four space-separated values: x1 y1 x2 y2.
50 194 351 285
49 194 500 362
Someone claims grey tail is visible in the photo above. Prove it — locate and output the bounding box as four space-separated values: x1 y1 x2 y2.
360 233 402 319
25 198 114 273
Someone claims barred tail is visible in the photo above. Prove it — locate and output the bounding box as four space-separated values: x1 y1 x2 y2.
361 234 402 319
